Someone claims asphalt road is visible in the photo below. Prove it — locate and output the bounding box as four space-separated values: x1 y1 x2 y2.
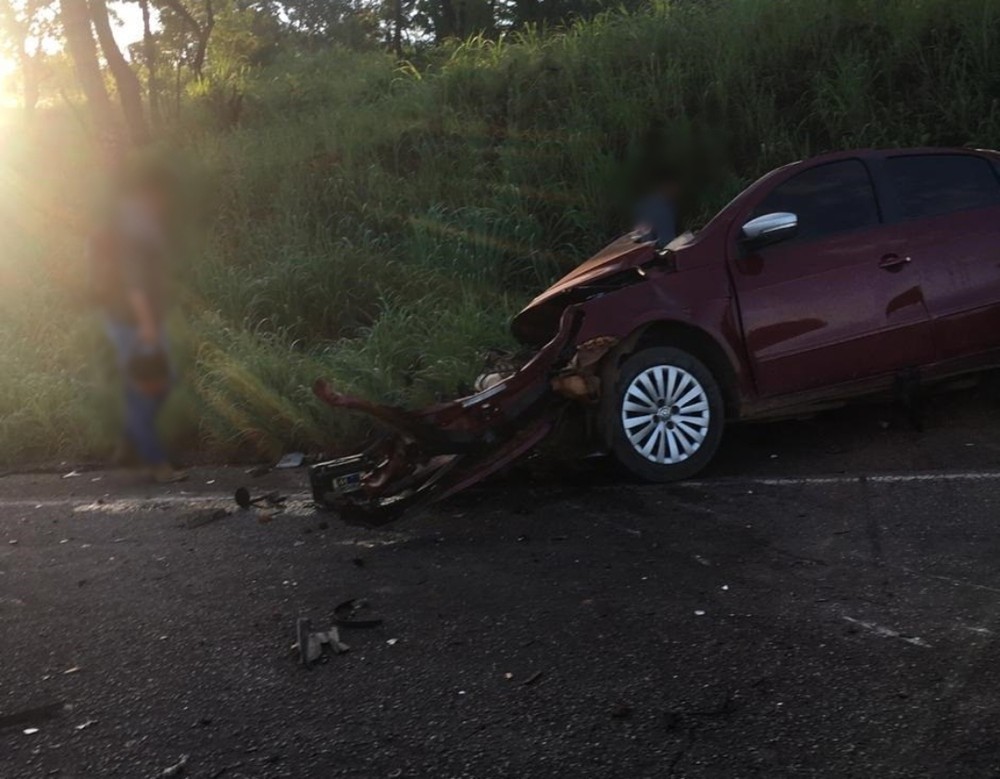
5 385 1000 778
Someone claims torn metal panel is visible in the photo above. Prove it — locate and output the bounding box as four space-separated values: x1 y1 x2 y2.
310 308 585 525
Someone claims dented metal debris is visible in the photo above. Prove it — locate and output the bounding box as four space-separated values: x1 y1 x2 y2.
310 307 590 525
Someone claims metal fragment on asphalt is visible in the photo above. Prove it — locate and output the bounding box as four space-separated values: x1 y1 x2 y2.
162 754 189 777
297 618 349 665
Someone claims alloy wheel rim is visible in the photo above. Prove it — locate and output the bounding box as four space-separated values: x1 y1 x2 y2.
620 365 710 464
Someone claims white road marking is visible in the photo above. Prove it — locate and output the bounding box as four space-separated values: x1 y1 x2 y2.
1 466 1000 513
901 567 1000 596
843 616 931 648
686 469 1000 489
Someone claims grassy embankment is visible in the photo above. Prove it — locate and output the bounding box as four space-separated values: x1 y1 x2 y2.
2 0 1000 463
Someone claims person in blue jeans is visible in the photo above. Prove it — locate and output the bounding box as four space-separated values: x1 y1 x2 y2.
92 163 186 483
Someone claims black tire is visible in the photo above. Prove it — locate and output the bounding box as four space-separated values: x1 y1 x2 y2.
604 346 724 482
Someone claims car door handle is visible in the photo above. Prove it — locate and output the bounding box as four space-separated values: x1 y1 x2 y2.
879 253 912 269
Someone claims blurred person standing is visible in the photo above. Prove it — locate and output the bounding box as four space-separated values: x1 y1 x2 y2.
633 169 680 248
90 161 186 483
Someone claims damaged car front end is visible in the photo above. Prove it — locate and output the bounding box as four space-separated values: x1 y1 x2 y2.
310 233 670 525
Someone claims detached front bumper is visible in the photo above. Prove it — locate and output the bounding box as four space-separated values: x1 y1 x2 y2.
310 307 612 526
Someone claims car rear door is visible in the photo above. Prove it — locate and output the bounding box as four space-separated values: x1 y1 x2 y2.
729 157 935 397
880 152 1000 362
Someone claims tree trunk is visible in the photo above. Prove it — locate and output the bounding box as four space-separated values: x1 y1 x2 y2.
192 0 214 79
139 0 161 126
392 0 403 57
175 59 182 118
59 0 115 139
88 0 148 144
159 0 214 79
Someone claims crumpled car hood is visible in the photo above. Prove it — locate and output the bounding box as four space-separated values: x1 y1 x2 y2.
536 233 655 300
511 233 657 345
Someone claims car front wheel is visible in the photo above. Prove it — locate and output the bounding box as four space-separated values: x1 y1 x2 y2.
605 346 724 482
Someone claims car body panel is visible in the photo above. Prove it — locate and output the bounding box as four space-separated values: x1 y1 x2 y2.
514 146 1000 417
722 155 936 396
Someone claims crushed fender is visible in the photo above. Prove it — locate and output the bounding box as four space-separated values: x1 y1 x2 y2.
310 308 613 526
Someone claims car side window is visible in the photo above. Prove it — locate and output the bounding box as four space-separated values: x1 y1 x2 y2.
753 160 880 243
886 154 1000 219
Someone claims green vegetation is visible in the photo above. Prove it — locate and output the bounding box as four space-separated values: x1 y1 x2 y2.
3 0 1000 463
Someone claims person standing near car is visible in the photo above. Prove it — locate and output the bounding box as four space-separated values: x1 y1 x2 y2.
633 170 681 247
90 161 186 483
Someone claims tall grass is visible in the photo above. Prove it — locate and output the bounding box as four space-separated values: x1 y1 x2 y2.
3 0 1000 463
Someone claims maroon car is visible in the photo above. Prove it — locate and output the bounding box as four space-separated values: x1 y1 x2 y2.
312 147 1000 521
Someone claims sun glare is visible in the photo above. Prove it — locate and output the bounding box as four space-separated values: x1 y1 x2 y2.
0 56 17 109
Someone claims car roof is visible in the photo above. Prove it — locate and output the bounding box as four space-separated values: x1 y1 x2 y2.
795 147 1000 168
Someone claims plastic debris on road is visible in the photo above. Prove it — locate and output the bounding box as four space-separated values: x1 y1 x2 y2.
275 452 306 469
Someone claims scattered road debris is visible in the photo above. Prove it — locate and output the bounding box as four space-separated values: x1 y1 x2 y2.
74 719 97 731
386 638 398 646
161 754 189 777
295 618 349 665
62 470 81 479
234 488 287 511
62 666 80 675
521 671 543 687
333 598 383 629
275 452 306 469
842 616 931 648
22 727 38 735
694 610 706 616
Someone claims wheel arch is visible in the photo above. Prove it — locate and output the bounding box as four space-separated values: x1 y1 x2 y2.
602 320 741 419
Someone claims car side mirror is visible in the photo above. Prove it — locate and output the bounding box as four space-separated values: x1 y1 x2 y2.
741 212 798 249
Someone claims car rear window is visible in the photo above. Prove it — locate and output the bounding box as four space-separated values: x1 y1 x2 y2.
886 154 1000 219
753 159 880 243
